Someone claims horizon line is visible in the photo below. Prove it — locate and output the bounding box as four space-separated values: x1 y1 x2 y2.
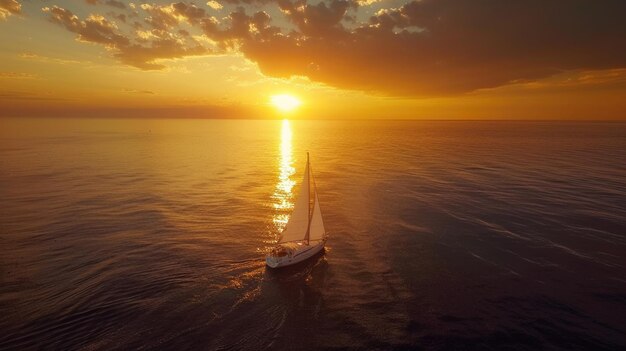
2 116 625 123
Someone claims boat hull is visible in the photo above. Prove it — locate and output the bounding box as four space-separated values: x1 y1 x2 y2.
266 240 325 268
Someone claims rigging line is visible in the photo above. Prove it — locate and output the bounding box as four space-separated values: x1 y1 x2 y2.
305 152 312 245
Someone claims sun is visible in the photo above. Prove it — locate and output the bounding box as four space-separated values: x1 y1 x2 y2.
271 94 301 113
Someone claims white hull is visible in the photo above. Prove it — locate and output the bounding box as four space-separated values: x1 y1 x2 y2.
266 240 326 268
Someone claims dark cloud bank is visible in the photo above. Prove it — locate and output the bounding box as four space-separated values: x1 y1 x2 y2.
34 0 626 95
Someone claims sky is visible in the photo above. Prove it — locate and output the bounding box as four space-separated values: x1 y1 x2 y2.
1 0 626 119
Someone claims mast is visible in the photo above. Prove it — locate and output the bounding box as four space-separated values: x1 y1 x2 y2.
304 152 312 245
308 154 326 242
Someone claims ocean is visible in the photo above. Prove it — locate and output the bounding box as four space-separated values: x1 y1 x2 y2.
1 118 625 350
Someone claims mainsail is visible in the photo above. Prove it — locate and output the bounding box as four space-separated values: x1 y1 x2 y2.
278 156 310 243
278 153 326 244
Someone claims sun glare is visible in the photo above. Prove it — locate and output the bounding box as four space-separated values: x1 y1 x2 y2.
271 94 301 113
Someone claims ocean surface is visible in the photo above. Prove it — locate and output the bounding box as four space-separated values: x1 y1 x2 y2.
0 118 625 350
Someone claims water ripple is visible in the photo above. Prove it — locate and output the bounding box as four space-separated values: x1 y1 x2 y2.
1 119 625 350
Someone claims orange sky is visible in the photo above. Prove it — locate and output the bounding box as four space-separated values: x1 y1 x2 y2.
1 0 626 119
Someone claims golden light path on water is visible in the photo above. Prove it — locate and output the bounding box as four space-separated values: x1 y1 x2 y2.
272 119 295 240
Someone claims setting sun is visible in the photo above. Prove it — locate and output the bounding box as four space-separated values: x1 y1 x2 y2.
271 94 302 113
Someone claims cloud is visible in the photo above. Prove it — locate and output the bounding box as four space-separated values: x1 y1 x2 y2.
19 52 84 65
43 5 209 70
233 0 626 95
44 6 130 47
171 2 208 23
113 34 208 69
200 7 270 43
107 11 127 23
140 3 184 29
206 1 223 10
105 0 126 9
356 0 380 6
122 88 155 94
0 0 21 20
139 2 208 29
40 0 626 96
0 71 36 79
84 0 126 8
277 0 354 38
0 91 64 101
495 69 626 92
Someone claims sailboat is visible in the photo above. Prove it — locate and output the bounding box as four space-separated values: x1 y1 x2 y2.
266 152 327 268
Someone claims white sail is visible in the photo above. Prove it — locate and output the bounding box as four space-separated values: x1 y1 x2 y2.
278 157 310 243
308 189 325 241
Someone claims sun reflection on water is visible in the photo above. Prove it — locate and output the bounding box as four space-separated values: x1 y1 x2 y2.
272 119 295 239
